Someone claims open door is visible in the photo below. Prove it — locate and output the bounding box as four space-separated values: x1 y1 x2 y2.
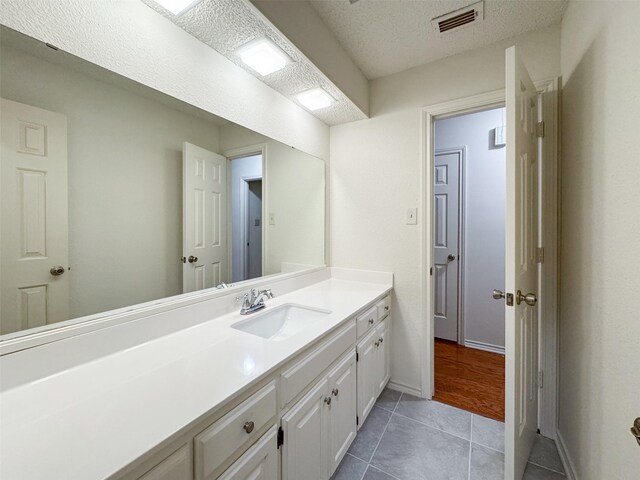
182 142 227 293
503 46 539 479
0 99 69 334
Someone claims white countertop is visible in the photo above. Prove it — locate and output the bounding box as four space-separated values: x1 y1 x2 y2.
0 275 391 480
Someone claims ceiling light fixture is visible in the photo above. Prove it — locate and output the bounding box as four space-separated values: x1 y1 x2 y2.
150 0 202 15
236 38 291 76
297 87 335 111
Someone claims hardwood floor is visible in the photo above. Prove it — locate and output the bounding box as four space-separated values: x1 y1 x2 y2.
433 339 505 421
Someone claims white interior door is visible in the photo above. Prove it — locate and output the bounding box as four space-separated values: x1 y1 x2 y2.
246 179 262 280
182 142 227 293
504 46 540 480
433 150 460 342
0 98 69 334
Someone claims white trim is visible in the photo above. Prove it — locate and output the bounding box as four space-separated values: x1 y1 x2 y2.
556 430 578 480
419 81 560 438
464 340 505 355
386 379 422 397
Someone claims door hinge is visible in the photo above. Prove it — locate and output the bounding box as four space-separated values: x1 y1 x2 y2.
536 247 545 264
537 370 544 389
356 352 359 362
356 415 359 426
536 121 545 138
430 267 433 276
277 426 284 448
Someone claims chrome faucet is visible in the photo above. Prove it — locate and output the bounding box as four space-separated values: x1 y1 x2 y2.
239 288 274 315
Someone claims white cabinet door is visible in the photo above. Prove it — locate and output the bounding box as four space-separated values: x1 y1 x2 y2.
282 378 329 480
327 352 357 476
218 427 278 480
138 445 191 480
356 328 378 426
375 319 391 396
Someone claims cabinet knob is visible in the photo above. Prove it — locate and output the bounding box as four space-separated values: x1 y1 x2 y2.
379 337 384 344
384 305 389 311
369 318 374 325
332 388 339 397
375 341 380 347
243 421 255 434
324 396 332 406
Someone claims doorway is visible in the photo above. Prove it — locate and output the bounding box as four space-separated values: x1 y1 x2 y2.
432 106 507 420
229 153 263 282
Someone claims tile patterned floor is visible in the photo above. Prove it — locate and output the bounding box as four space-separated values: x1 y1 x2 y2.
331 389 566 480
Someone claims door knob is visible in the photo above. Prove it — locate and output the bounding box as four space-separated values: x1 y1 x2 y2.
50 266 65 276
447 254 456 262
516 290 537 306
492 289 505 300
188 256 198 263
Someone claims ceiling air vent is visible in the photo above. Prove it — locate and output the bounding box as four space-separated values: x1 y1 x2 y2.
432 1 484 34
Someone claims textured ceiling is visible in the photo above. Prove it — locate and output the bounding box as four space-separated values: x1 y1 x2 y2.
142 0 367 126
309 0 568 79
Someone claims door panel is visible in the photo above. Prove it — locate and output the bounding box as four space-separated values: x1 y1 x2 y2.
327 352 357 475
182 143 227 292
217 428 278 480
505 46 539 480
433 151 461 342
356 329 378 425
282 378 328 480
1 98 69 334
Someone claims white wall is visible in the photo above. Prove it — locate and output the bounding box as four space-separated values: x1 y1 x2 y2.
558 2 640 478
0 0 329 161
230 155 263 283
1 44 221 319
221 125 326 275
330 25 560 393
434 108 506 350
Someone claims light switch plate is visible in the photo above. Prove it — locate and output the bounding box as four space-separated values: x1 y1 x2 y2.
269 213 275 225
406 208 417 225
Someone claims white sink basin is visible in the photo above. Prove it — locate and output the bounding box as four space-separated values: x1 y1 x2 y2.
231 304 331 341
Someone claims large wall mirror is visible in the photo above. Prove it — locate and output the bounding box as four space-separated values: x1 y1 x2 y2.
0 26 326 339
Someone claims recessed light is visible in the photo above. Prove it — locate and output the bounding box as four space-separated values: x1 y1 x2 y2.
150 0 202 15
297 88 334 111
236 38 290 76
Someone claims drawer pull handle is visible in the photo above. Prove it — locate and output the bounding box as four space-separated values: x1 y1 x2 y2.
243 421 255 434
324 396 332 406
369 318 374 325
332 388 339 397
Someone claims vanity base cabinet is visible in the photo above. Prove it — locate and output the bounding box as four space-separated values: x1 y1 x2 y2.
281 378 329 480
327 352 357 475
356 328 378 426
217 427 278 480
375 318 391 395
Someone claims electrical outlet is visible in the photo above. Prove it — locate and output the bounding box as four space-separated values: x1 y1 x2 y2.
406 208 417 225
269 213 275 225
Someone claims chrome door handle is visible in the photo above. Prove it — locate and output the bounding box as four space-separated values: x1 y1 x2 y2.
492 289 505 300
447 254 456 262
50 266 65 276
516 290 537 306
188 256 198 263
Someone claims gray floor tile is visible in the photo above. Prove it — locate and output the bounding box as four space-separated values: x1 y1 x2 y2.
348 407 392 462
394 393 472 440
331 454 368 480
523 462 567 479
470 444 504 480
375 388 402 412
528 435 565 474
472 414 505 452
362 466 397 480
370 414 470 480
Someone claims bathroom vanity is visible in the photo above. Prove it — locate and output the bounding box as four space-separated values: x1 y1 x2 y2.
0 268 393 480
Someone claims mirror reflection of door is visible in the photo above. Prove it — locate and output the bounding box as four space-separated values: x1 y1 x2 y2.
229 154 263 283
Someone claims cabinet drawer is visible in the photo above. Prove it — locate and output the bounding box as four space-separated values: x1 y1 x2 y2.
280 321 356 408
376 296 391 320
194 381 277 480
356 306 378 338
217 426 278 480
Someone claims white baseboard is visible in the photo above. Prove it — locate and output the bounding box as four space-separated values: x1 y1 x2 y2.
464 340 505 355
387 379 422 397
555 429 578 480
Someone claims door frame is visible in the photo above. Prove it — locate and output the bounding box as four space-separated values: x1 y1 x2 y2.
223 144 268 282
243 177 263 280
433 146 467 345
419 79 559 437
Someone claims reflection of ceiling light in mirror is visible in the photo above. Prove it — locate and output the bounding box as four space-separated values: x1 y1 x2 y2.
236 38 291 76
297 88 334 111
150 0 202 15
